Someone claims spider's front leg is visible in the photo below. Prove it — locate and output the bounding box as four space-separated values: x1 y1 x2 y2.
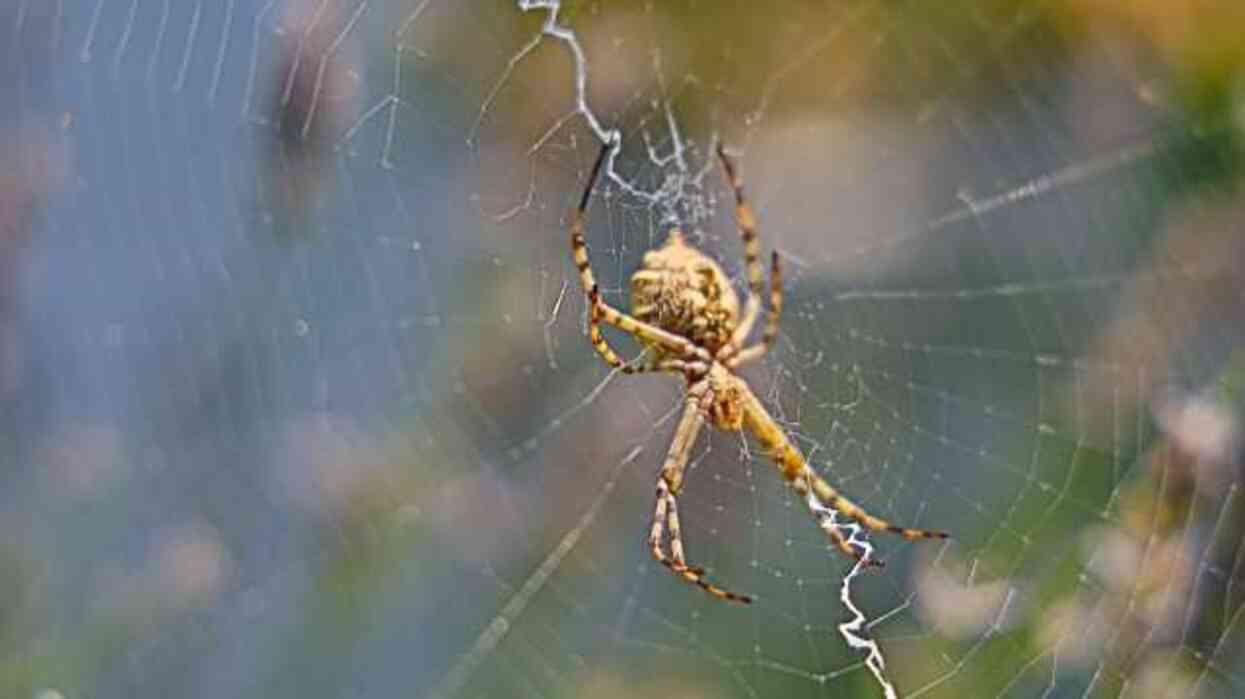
648 388 753 604
735 379 949 566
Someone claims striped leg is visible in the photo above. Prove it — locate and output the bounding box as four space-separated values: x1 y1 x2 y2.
715 144 769 361
570 142 713 366
567 142 644 371
794 470 883 568
648 391 753 604
583 285 648 373
728 251 783 367
737 381 949 565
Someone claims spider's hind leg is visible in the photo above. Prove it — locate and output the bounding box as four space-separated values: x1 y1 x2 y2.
729 251 783 367
569 141 710 370
716 143 765 304
715 145 784 364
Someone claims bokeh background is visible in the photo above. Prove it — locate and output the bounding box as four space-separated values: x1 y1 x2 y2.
3 1 1245 697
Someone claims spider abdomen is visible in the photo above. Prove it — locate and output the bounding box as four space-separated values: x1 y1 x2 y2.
629 229 740 354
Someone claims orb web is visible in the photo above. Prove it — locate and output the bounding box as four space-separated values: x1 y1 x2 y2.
6 1 1245 698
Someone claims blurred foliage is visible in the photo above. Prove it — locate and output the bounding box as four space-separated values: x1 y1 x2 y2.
5 1 1245 698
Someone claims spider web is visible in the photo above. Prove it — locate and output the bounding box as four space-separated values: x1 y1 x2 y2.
5 1 1245 698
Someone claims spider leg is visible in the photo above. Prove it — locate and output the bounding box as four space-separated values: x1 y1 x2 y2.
716 144 765 312
648 389 753 604
737 382 949 565
589 285 713 363
728 250 783 368
570 142 712 367
798 472 884 568
568 142 650 372
584 295 651 373
715 144 773 362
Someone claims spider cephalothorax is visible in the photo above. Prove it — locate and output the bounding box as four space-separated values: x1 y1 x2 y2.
630 230 740 358
705 364 745 431
568 139 949 604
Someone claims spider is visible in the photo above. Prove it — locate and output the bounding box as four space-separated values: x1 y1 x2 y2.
569 139 949 604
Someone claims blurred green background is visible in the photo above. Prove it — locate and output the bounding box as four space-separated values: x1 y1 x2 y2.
2 1 1245 697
